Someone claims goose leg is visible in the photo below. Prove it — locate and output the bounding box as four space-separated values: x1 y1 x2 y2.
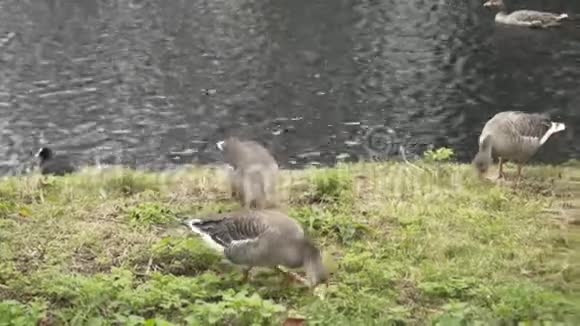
241 267 253 282
496 157 504 180
516 164 523 186
275 266 307 285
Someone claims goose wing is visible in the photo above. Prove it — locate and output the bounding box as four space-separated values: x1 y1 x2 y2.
507 111 551 139
184 212 269 252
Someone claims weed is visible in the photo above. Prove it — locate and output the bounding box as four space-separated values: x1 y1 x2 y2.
126 203 174 226
307 168 353 204
150 237 221 275
423 147 455 162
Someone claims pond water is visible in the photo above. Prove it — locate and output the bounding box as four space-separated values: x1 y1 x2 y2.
1 0 579 174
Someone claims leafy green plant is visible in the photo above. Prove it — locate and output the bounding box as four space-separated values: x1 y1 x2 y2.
0 300 45 326
186 289 286 325
126 203 173 226
309 169 353 203
291 207 369 244
150 237 221 275
418 277 479 300
0 201 16 218
432 302 483 326
424 147 455 162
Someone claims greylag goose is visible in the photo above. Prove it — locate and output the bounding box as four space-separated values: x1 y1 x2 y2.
483 0 569 28
184 209 329 287
217 137 279 209
35 147 76 176
472 111 565 183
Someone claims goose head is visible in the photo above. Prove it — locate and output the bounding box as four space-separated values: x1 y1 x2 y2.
301 239 329 287
472 151 493 176
483 0 505 10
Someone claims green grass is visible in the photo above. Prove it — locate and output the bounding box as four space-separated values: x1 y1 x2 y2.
0 161 579 325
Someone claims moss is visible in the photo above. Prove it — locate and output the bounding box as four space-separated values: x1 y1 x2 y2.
0 162 578 324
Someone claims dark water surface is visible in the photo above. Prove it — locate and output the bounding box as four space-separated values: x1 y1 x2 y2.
1 0 580 174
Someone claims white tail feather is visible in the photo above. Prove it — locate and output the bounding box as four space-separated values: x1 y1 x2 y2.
185 219 224 253
558 13 568 20
552 122 566 133
216 140 225 151
540 122 566 144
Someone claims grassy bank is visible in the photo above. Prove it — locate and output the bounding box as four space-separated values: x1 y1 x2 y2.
0 160 579 325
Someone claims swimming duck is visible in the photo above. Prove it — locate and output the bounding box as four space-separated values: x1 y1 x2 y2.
483 0 569 28
217 137 279 209
184 209 329 287
472 111 565 184
35 147 76 176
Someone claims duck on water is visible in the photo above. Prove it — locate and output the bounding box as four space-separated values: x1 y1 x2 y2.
483 0 569 28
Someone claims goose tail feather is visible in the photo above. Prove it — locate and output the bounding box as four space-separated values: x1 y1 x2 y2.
552 122 566 133
540 122 566 145
184 219 225 253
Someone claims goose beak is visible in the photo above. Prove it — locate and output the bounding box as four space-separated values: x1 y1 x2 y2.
483 1 492 7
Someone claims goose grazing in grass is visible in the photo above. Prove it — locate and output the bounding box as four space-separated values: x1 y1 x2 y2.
35 147 76 176
472 111 566 183
217 137 279 209
483 0 569 28
184 209 329 288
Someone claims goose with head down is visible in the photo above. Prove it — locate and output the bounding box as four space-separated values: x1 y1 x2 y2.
472 111 566 184
483 0 569 28
183 209 329 288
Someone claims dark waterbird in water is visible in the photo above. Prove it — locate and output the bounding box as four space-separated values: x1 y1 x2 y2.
472 111 566 184
35 147 76 176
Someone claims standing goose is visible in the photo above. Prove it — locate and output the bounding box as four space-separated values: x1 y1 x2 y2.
217 137 279 209
483 0 569 28
35 147 76 176
184 209 329 287
472 111 566 183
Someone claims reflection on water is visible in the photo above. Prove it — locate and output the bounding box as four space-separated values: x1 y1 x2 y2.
0 0 579 175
